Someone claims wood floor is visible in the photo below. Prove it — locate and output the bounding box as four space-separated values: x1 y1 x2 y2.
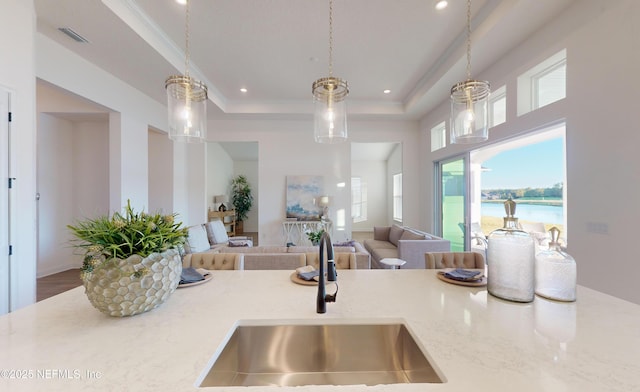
37 269 82 302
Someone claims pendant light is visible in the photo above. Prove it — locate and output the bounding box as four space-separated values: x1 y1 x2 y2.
312 0 348 144
450 0 490 144
165 0 208 143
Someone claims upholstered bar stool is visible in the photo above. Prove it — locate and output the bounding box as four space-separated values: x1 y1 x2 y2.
305 252 357 270
183 253 245 270
424 252 484 269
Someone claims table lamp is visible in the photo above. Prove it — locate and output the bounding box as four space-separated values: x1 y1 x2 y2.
215 195 227 212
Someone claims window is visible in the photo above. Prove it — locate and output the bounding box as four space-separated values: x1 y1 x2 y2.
351 177 367 223
470 124 567 246
430 122 446 151
489 86 506 127
393 173 402 221
517 49 566 116
533 61 566 109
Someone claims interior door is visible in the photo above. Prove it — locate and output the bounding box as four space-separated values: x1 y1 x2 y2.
0 89 10 314
436 155 469 252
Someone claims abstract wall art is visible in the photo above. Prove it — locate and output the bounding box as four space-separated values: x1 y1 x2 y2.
286 175 324 220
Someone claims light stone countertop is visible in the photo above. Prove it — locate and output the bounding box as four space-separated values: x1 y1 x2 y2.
1 269 639 391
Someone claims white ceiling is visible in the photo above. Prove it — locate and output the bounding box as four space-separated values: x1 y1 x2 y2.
34 0 575 123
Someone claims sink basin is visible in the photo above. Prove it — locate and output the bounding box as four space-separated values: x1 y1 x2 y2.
198 320 445 387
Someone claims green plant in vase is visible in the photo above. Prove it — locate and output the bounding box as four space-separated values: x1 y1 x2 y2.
231 175 253 234
67 200 188 317
307 229 325 246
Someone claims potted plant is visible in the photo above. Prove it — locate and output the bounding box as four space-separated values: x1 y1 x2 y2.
306 229 325 246
231 175 253 235
67 200 188 317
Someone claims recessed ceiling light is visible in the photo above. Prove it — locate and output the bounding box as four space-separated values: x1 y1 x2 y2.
383 89 391 94
176 0 187 4
435 0 448 11
240 88 248 93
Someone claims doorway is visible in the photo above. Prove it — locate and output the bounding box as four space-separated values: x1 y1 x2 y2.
436 154 469 252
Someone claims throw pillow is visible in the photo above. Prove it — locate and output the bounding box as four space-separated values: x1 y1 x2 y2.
205 220 229 244
185 225 211 253
388 225 404 246
333 240 356 247
400 230 426 241
373 226 391 241
228 240 250 247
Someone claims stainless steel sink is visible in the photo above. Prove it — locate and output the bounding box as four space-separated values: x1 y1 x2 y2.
198 320 445 387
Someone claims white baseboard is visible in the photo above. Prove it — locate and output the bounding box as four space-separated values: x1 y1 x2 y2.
37 262 81 278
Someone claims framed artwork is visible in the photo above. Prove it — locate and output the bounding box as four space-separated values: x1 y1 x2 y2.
286 175 323 220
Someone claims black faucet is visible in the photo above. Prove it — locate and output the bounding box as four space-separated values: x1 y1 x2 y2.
317 231 338 313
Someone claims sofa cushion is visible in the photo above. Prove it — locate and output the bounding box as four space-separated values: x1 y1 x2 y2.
204 220 229 244
400 230 426 241
288 246 356 253
373 226 390 241
218 246 288 254
185 224 211 253
363 239 396 250
388 225 404 246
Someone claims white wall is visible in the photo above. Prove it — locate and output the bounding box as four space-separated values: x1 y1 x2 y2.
0 0 36 311
148 130 173 214
351 160 386 232
74 121 110 218
36 115 109 277
206 142 234 211
109 112 149 212
172 142 206 226
420 0 640 303
37 114 75 277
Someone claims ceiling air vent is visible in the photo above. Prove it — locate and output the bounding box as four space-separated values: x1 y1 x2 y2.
58 27 90 43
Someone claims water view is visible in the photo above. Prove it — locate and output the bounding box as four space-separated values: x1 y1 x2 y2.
481 202 563 224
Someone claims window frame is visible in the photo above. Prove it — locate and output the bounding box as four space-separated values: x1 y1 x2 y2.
393 173 402 222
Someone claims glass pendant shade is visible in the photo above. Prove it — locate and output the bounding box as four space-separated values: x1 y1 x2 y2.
312 76 348 144
165 75 207 143
450 79 490 144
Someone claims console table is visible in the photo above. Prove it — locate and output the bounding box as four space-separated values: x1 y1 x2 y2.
282 220 332 246
208 209 236 236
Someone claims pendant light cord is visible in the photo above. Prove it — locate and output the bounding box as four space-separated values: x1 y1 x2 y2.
466 0 471 80
185 0 191 77
328 0 333 77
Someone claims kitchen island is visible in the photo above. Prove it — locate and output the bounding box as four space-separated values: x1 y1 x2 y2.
1 269 638 391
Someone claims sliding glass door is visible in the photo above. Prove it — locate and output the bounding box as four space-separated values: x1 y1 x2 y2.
436 155 469 252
